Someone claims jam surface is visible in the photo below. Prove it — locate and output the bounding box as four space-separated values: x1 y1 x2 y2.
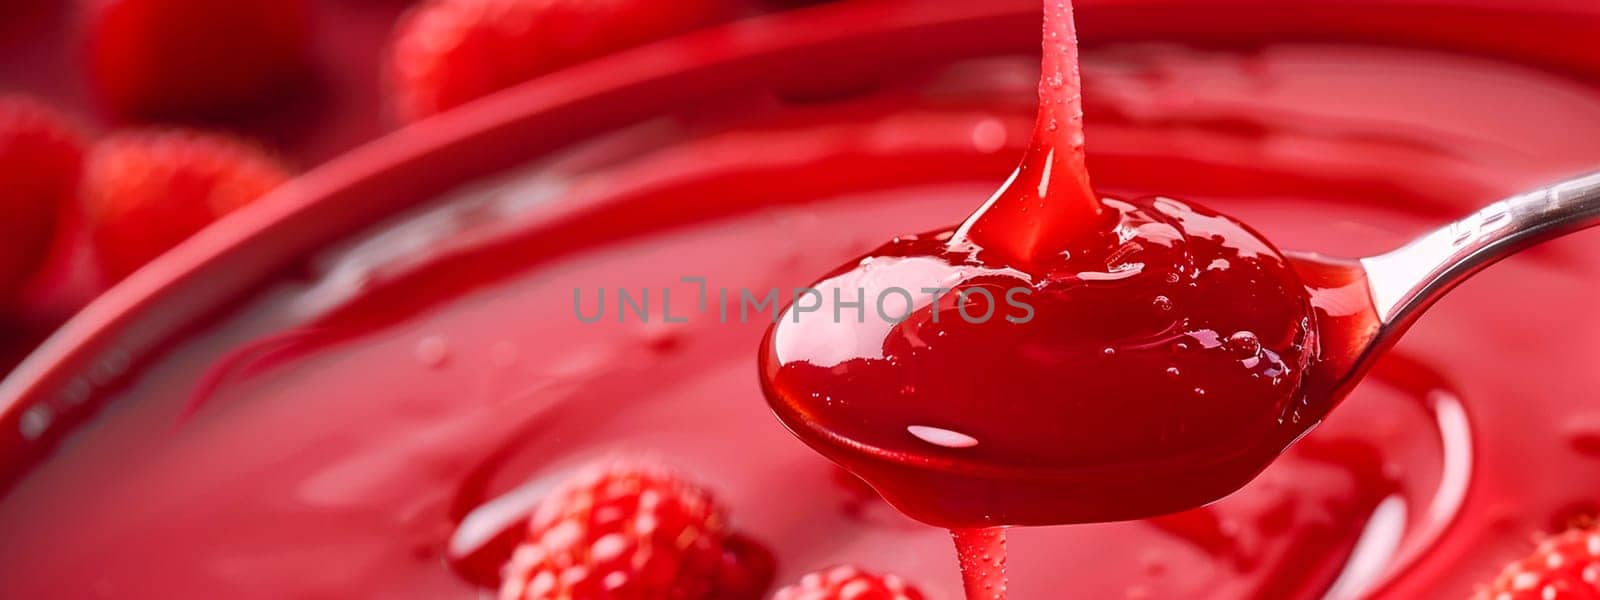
762 194 1323 527
2 16 1600 600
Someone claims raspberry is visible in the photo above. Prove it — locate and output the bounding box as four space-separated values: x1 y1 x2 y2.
387 0 731 122
0 97 84 306
773 566 927 600
1476 523 1600 600
499 460 764 599
81 130 291 280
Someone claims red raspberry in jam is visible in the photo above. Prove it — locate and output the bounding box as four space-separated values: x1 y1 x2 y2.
0 97 84 306
772 566 926 600
498 460 766 599
1476 523 1600 600
387 0 732 122
83 0 313 119
81 130 291 281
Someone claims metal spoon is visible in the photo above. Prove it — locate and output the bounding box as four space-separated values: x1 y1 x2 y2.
1310 170 1600 397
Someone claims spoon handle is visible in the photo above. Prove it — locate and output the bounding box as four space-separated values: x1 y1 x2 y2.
1360 171 1600 327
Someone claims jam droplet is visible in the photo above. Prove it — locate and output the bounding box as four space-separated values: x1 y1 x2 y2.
971 118 1009 154
414 335 450 368
1226 331 1262 356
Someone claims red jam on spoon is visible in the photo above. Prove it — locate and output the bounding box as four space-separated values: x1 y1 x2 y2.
759 1 1361 596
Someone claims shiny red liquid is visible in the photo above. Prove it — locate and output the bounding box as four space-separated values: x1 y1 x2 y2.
2 4 1600 599
759 0 1368 539
762 194 1339 527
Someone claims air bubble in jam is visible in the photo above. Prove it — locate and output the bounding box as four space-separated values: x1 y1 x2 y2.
970 118 1009 154
18 406 52 440
1227 331 1262 356
414 335 451 368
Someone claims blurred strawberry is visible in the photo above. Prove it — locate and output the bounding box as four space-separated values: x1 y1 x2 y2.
83 0 314 120
773 565 927 600
0 97 85 309
1476 522 1600 600
499 459 772 599
387 0 732 122
81 130 291 281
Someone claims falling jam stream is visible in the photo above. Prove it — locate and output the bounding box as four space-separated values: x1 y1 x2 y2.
949 2 1098 597
957 0 1102 266
952 527 1009 600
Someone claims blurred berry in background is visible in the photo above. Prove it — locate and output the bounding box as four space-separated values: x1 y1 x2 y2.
83 0 315 120
387 0 735 121
80 130 292 281
0 98 83 310
0 0 845 374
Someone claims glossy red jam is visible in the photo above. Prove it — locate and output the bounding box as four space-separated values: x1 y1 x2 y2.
760 1 1360 535
1 4 1599 599
761 193 1325 527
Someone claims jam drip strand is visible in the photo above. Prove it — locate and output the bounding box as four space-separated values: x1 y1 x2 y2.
957 0 1101 267
952 527 1008 600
